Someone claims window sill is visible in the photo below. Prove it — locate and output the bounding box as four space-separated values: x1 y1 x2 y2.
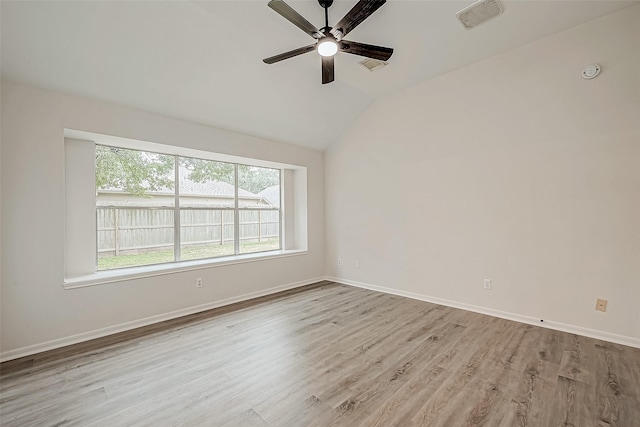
63 250 308 289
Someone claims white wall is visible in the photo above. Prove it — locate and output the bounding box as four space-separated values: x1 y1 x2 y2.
2 7 639 360
325 6 640 344
0 81 325 358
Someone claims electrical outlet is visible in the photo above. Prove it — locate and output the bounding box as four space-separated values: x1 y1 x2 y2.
338 258 342 266
595 298 607 312
196 278 203 288
355 260 360 268
483 279 492 290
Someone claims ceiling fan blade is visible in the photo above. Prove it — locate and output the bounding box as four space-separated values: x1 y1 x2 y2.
263 44 316 64
339 40 393 61
322 56 334 84
268 0 322 39
330 0 386 39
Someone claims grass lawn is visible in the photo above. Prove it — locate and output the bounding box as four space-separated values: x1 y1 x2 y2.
98 238 280 270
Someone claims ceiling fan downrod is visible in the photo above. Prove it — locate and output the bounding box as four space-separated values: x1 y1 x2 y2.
319 0 334 31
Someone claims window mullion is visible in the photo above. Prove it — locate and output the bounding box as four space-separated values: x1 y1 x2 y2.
174 156 181 262
234 164 240 255
279 169 283 251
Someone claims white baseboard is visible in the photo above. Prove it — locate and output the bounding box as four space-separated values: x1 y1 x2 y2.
325 276 640 349
0 277 325 363
4 275 636 363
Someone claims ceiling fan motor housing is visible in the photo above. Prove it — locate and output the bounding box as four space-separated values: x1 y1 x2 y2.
318 0 334 8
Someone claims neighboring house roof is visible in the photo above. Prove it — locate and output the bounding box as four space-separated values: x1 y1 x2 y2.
98 167 260 199
178 177 256 198
258 185 280 207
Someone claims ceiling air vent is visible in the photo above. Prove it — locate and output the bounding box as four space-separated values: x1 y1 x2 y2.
457 0 503 29
359 58 387 72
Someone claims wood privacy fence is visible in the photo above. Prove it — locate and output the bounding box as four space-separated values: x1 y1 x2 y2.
97 207 279 256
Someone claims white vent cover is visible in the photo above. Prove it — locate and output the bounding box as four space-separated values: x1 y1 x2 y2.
457 0 503 29
359 58 387 72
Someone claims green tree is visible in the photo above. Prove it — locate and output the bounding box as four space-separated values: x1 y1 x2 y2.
96 146 280 196
238 165 280 194
95 146 174 196
180 157 234 185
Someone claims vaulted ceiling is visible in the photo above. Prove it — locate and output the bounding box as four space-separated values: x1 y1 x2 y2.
2 0 637 150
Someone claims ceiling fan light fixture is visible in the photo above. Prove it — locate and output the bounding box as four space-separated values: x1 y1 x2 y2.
317 38 338 57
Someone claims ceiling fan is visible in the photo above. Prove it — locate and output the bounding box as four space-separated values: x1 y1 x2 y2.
263 0 394 84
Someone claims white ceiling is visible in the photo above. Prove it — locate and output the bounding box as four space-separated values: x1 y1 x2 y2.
1 0 637 150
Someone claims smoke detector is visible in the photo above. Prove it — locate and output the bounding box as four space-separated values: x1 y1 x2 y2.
457 0 504 29
359 58 387 72
582 64 601 79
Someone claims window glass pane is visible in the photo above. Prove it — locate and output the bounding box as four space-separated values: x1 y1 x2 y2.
96 145 176 270
97 208 175 270
96 145 175 207
178 157 235 208
180 209 235 261
239 209 280 254
238 165 280 209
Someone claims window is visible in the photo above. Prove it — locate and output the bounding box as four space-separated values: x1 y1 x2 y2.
64 132 307 286
95 145 281 270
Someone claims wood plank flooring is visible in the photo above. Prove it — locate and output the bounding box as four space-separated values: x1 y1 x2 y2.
1 281 639 426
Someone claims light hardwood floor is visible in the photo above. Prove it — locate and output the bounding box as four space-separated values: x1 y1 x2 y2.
1 281 639 426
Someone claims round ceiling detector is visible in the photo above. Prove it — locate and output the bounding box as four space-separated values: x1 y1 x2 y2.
582 64 601 79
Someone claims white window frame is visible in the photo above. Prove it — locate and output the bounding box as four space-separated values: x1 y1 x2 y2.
64 130 308 289
95 146 283 270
